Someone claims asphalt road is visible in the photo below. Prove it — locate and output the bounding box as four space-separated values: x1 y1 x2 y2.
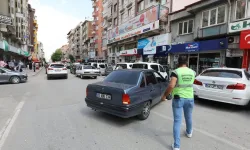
0 69 250 150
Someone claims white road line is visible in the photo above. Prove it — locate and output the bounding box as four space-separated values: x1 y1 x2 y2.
0 100 26 150
152 111 248 150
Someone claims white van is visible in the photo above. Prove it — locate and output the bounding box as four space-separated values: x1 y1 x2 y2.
90 63 107 75
132 62 168 80
114 63 133 70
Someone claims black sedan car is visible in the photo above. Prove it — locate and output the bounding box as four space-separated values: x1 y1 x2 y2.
85 69 169 120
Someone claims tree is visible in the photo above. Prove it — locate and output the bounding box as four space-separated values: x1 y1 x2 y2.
51 49 62 62
68 54 75 63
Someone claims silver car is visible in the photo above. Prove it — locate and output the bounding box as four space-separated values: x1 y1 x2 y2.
0 67 28 84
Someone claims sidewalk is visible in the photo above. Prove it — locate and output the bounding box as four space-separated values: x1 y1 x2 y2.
23 67 43 77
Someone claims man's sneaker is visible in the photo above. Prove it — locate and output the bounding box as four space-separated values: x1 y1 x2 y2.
172 144 180 150
186 130 193 138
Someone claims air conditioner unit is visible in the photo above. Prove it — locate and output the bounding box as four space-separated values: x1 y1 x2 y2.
228 36 239 44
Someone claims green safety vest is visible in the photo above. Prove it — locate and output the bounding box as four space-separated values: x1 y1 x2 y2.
172 67 195 99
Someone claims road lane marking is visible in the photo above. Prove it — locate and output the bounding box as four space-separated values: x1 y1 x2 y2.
0 92 29 150
152 111 248 150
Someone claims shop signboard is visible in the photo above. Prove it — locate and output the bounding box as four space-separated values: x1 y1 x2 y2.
138 33 171 55
107 6 159 43
119 48 137 56
0 15 12 26
229 19 250 33
184 42 199 52
240 30 250 49
108 20 160 44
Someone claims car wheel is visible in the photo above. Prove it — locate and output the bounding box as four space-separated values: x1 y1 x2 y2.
137 101 151 120
10 76 21 84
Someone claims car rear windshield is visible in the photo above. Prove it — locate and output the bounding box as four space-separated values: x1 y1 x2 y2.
84 65 93 69
99 64 105 68
116 64 127 69
50 64 65 68
104 71 140 85
132 64 148 69
201 70 242 78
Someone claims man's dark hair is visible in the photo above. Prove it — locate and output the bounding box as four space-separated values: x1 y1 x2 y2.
178 55 188 66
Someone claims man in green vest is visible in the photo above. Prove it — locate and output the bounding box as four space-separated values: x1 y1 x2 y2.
162 55 196 150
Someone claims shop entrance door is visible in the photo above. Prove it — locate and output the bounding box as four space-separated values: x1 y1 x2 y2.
189 55 198 73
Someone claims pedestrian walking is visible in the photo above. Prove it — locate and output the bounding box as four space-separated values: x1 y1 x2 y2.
33 62 36 72
162 55 196 150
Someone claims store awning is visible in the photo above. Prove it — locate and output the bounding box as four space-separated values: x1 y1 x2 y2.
0 40 9 51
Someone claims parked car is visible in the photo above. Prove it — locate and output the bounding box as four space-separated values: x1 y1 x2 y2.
90 63 107 75
0 67 28 84
85 69 169 120
47 63 68 80
114 63 133 70
75 65 100 79
132 62 168 80
194 68 250 106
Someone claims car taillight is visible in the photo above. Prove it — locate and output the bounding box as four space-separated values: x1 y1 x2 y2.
48 68 53 70
194 79 203 86
226 83 246 90
122 94 130 105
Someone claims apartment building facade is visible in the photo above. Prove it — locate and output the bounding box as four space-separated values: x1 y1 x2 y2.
60 44 69 60
81 20 93 61
104 0 171 64
91 0 104 60
0 0 32 61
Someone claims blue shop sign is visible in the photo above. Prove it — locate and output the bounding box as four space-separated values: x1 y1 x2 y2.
185 42 199 52
199 38 228 51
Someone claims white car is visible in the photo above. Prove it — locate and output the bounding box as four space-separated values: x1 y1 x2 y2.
47 63 68 80
76 65 100 79
132 62 168 80
194 68 250 106
114 63 133 70
90 63 107 75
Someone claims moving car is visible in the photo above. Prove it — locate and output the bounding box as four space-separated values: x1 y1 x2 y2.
0 67 28 84
194 68 250 106
75 65 100 79
132 62 168 80
85 69 169 120
47 63 68 80
114 63 133 70
90 63 107 75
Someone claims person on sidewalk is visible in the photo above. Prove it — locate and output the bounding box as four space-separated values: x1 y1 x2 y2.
162 55 196 150
33 62 36 72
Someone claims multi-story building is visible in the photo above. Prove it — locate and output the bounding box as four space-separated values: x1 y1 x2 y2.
37 41 44 60
33 15 38 60
81 20 93 61
0 0 31 61
60 44 69 60
67 29 75 57
105 0 172 64
91 0 104 60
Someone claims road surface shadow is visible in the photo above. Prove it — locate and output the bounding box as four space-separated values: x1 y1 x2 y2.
80 108 137 127
195 98 250 113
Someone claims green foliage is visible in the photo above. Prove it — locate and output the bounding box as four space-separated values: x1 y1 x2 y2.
68 54 75 63
51 49 62 62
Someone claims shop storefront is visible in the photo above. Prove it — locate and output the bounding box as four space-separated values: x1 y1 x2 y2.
157 38 228 74
239 30 250 71
119 48 141 63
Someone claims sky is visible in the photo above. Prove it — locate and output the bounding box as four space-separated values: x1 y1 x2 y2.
29 0 199 61
29 0 93 61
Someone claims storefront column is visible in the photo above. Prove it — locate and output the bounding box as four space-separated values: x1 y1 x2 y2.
242 50 249 71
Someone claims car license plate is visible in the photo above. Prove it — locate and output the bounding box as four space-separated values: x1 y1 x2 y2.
55 69 61 72
205 84 224 89
96 93 111 100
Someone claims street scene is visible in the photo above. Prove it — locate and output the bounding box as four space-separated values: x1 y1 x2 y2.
1 0 250 150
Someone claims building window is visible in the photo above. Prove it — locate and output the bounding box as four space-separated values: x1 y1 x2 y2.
114 4 117 12
235 0 250 20
178 20 194 35
121 13 124 23
121 0 124 7
138 0 144 12
114 17 117 26
202 5 226 28
128 8 132 18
